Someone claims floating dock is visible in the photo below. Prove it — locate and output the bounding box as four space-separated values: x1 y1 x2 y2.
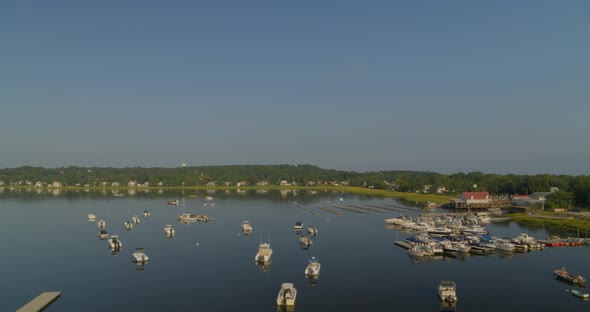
17 292 61 312
538 240 584 247
394 240 412 249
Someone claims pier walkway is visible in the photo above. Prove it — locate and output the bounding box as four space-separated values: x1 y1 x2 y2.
17 292 61 312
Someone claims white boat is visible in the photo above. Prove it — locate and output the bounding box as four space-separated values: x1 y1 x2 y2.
453 242 471 253
438 280 457 303
142 211 150 218
178 213 199 221
385 215 412 226
276 283 297 306
203 202 215 207
131 215 140 224
305 256 321 277
462 225 488 235
131 248 149 263
255 242 273 263
167 199 179 205
569 289 590 298
307 225 318 236
107 235 122 250
495 238 515 252
299 236 313 246
164 224 175 236
407 245 433 257
242 221 253 233
197 215 215 222
124 221 133 230
97 219 106 229
294 222 303 231
205 196 214 201
88 214 96 221
99 230 109 240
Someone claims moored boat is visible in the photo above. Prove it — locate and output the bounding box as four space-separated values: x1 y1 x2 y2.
305 256 321 277
438 280 457 303
276 283 297 306
97 219 106 229
294 222 303 231
164 224 175 236
131 247 149 263
107 235 122 250
142 210 150 218
569 289 590 298
99 230 109 240
255 242 273 263
299 236 313 246
242 221 253 233
554 267 586 285
307 225 318 236
88 214 96 222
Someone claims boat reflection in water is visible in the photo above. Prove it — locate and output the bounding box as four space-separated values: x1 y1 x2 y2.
276 305 295 312
306 275 319 286
135 262 147 271
440 301 456 312
407 254 445 265
177 219 198 225
257 260 272 272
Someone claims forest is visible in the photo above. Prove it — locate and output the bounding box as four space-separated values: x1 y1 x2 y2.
1 165 590 207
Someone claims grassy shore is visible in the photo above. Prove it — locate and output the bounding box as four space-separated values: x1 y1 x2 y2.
4 185 452 205
509 213 590 233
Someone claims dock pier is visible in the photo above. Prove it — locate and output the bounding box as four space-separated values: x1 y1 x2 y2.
17 292 61 312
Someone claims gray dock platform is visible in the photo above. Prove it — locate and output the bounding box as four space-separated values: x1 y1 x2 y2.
17 292 61 312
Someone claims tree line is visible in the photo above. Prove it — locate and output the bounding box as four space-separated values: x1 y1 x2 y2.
1 165 589 207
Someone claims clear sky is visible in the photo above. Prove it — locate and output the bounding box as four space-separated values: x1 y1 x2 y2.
1 1 589 175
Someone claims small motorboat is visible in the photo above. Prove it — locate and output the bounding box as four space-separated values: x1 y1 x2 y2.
438 280 457 303
131 248 149 263
131 215 140 224
99 230 109 240
124 221 133 230
305 256 321 277
294 222 303 231
307 225 318 236
107 235 122 250
142 210 150 218
242 221 253 233
167 199 179 205
88 214 96 222
299 236 313 247
255 242 273 263
97 219 106 229
164 224 175 237
276 283 297 306
203 202 215 207
205 196 214 201
568 289 590 298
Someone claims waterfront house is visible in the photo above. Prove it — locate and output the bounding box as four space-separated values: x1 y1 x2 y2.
206 181 216 187
51 181 62 188
35 181 43 187
256 181 269 186
128 180 137 187
529 192 552 201
450 192 493 210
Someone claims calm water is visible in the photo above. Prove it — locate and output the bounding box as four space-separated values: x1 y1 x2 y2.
1 189 589 311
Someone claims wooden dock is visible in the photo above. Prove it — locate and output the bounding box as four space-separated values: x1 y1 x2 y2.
332 205 369 214
18 292 61 312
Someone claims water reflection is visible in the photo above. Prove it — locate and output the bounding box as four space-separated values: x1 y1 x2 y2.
276 305 295 312
256 260 272 272
440 301 456 312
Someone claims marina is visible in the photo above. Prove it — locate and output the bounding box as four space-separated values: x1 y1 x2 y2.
1 190 589 312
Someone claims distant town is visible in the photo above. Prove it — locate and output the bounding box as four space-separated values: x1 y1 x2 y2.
1 165 589 211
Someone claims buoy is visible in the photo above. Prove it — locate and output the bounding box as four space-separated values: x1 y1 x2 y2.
195 243 199 246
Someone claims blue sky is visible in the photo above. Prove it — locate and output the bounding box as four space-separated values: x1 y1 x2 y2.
1 1 589 174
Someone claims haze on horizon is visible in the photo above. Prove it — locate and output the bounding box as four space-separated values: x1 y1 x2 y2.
1 1 589 176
